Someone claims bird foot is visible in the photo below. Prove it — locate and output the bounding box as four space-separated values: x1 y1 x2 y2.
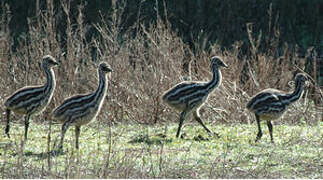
180 133 187 139
5 128 10 138
50 148 64 156
209 132 220 138
255 133 263 143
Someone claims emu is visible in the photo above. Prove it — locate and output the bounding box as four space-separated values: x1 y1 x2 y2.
162 56 228 138
4 55 58 141
246 73 307 143
52 62 112 150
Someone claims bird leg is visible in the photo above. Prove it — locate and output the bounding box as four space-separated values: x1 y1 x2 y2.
58 120 71 150
266 120 274 143
75 126 81 149
176 109 189 138
5 109 11 138
255 114 263 142
24 114 31 141
193 110 217 137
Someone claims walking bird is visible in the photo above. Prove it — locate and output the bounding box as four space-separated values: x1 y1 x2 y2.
4 55 58 141
246 73 307 143
162 56 228 138
52 62 112 150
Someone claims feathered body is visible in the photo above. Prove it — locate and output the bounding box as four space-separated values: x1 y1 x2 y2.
246 73 307 142
52 69 108 126
4 55 58 140
162 56 227 138
52 62 112 149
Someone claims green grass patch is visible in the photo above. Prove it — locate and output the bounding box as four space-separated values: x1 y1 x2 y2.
0 121 322 178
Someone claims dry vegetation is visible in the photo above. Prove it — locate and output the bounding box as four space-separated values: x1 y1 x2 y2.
0 1 322 178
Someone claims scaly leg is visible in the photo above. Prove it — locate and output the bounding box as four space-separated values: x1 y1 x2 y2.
267 120 274 143
58 119 71 150
5 109 11 138
255 114 263 142
75 126 81 149
193 110 217 137
24 114 31 141
176 109 189 138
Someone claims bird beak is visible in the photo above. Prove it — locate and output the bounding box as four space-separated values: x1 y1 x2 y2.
305 80 310 87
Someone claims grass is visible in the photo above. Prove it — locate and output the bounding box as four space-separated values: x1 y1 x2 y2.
0 118 322 178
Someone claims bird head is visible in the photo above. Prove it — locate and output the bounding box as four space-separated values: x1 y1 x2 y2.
294 73 308 86
99 62 113 74
210 56 228 69
43 55 59 68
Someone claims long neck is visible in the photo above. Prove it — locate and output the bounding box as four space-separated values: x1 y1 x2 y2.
93 70 108 103
43 66 56 95
283 79 304 104
205 66 222 93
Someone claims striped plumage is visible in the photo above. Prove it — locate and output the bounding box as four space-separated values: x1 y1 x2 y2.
4 55 58 141
162 56 228 138
246 73 307 143
52 62 112 149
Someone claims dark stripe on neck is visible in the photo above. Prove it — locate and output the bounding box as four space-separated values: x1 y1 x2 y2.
93 70 107 102
44 67 55 96
205 66 221 92
284 79 304 104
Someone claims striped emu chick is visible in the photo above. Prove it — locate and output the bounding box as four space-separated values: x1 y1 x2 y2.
4 55 58 141
52 62 112 149
246 73 307 143
162 56 228 138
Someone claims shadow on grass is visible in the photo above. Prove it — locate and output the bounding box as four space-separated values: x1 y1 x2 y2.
128 133 213 145
24 149 66 159
0 142 11 148
180 132 213 142
192 134 211 142
0 142 12 155
128 133 173 145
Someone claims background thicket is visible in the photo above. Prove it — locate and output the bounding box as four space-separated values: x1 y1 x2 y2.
2 0 323 52
2 0 323 85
